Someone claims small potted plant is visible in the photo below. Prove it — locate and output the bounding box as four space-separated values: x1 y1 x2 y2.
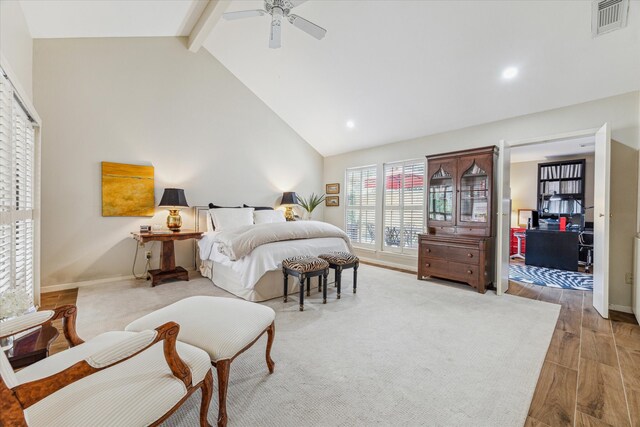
0 288 33 350
297 193 325 220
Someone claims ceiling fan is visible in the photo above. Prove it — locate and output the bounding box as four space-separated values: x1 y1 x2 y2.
222 0 327 49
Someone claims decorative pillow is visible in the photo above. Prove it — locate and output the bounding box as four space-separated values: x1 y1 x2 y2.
209 208 254 231
243 204 274 211
254 209 286 225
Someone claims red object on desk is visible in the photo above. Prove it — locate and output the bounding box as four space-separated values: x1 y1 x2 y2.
510 227 527 255
559 217 567 231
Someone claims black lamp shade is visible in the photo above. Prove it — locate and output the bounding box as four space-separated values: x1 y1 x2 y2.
281 192 298 205
159 188 189 208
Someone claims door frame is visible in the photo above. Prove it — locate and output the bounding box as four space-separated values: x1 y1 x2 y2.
496 127 604 300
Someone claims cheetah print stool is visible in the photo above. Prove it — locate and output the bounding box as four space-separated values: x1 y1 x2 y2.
282 256 330 311
318 251 360 297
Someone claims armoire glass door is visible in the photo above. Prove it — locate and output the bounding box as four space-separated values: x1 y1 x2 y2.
459 162 489 223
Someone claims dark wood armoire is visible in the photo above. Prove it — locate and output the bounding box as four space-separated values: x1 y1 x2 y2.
418 146 498 293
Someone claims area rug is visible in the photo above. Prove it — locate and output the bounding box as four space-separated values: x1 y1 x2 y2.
509 263 593 291
76 264 560 427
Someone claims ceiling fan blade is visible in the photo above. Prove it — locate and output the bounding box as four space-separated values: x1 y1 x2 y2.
223 10 266 20
269 13 282 49
287 0 308 7
288 14 327 40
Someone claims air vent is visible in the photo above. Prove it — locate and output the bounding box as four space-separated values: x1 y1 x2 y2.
592 0 629 36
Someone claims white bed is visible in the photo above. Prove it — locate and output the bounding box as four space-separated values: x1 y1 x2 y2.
195 207 351 302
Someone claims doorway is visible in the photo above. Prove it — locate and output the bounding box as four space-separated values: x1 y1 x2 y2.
496 125 611 318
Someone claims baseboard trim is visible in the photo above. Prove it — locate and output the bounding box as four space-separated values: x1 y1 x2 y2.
609 304 633 314
41 267 197 293
358 256 417 274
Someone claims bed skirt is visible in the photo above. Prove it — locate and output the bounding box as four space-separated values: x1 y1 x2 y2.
200 259 306 302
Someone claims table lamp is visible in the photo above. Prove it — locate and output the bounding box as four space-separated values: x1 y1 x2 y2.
159 188 189 232
281 192 298 221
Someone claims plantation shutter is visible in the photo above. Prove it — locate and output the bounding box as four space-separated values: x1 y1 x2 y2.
383 159 425 253
0 72 35 305
345 166 377 245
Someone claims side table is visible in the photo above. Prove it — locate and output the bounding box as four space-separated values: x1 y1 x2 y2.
131 230 203 287
5 324 59 369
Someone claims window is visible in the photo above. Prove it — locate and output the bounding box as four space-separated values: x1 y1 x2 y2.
383 160 425 253
0 71 35 306
345 166 377 245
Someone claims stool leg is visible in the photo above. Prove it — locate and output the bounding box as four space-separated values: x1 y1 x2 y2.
265 322 275 373
299 275 305 311
283 271 288 303
215 359 231 427
323 270 328 304
353 263 358 294
336 266 342 299
306 276 311 297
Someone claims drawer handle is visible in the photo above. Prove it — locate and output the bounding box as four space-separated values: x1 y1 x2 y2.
467 270 473 274
467 253 473 258
426 263 431 267
426 248 431 253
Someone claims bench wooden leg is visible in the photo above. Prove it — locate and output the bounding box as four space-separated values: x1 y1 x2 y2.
299 275 305 311
322 270 328 304
266 322 275 374
215 360 231 427
336 266 342 299
200 370 213 427
318 275 322 292
283 271 288 302
306 276 311 297
353 263 358 294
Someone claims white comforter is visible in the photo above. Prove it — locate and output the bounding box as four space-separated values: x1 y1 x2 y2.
214 221 353 261
197 221 352 289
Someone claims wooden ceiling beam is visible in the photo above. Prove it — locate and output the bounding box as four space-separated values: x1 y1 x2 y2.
187 0 230 53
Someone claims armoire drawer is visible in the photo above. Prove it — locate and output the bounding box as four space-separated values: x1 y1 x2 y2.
447 261 479 283
447 247 480 265
421 258 448 277
420 243 447 260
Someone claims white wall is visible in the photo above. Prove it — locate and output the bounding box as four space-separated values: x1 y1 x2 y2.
0 1 32 100
34 37 323 288
324 91 640 309
510 154 595 226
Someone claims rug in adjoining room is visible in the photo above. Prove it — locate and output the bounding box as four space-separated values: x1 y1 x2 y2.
77 264 560 427
509 263 593 291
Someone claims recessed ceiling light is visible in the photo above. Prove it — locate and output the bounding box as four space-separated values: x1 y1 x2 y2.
346 120 355 129
502 67 519 79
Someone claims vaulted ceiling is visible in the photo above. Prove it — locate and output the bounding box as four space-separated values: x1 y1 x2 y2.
18 0 640 156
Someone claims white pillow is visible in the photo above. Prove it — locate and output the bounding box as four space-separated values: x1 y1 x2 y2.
209 208 254 231
254 210 286 225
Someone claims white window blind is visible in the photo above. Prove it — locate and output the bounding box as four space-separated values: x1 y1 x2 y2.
0 72 35 307
383 160 425 253
345 166 377 246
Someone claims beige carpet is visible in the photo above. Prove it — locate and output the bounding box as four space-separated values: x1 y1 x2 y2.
76 264 560 426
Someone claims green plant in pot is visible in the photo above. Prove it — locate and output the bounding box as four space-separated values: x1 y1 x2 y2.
297 193 325 220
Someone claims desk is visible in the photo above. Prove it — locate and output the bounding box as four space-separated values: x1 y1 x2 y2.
131 230 203 286
525 229 579 271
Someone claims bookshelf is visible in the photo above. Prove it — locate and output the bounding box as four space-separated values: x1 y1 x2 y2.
537 159 586 217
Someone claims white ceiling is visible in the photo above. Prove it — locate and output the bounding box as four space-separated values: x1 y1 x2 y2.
510 136 595 163
18 1 640 156
204 0 640 156
19 0 208 38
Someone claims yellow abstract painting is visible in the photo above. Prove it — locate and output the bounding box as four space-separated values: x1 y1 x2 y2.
102 162 155 217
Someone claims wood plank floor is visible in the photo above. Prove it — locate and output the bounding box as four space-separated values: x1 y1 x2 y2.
508 281 639 427
41 281 639 427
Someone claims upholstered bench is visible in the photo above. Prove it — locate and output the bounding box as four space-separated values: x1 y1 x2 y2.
282 256 330 311
125 296 276 427
319 251 360 298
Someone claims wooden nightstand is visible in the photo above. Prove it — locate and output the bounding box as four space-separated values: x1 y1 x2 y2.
131 230 203 287
5 324 59 369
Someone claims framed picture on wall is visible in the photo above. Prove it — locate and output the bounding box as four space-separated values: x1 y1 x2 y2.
326 183 340 194
326 196 339 207
517 209 534 227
